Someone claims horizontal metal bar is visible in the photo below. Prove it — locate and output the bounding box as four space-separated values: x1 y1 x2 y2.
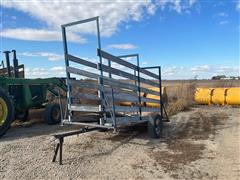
72 91 138 104
69 79 98 89
117 54 138 58
69 79 137 97
69 78 160 100
67 66 99 79
62 120 114 129
54 127 100 138
99 67 160 90
99 51 160 87
70 105 100 112
99 63 138 81
105 115 149 127
72 92 99 101
71 88 159 105
67 54 97 69
102 78 138 91
107 92 138 103
105 106 160 113
62 16 98 27
98 49 159 79
141 66 160 69
102 78 160 96
105 115 140 124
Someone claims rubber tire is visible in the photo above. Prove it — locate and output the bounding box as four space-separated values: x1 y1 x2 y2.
0 88 14 138
15 110 29 121
44 103 61 125
148 114 163 139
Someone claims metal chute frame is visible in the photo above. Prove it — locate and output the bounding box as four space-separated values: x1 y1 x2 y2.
61 17 164 132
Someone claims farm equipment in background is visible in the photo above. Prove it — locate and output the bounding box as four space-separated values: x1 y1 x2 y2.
0 50 67 137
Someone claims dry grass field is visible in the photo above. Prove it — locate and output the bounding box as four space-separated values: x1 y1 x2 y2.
0 79 239 179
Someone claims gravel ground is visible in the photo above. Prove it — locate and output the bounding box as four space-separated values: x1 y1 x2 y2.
0 106 239 180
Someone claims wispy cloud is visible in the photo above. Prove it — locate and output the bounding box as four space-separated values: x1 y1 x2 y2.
162 65 239 79
236 1 240 11
107 43 137 50
20 51 63 61
219 20 229 25
190 64 211 72
1 28 86 43
158 0 197 14
25 66 65 78
217 12 228 17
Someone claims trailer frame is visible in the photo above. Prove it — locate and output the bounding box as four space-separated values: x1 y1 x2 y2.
52 17 168 164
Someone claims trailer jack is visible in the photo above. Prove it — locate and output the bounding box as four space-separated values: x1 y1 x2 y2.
52 127 101 165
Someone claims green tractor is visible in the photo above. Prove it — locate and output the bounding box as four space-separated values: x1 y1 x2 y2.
0 50 67 137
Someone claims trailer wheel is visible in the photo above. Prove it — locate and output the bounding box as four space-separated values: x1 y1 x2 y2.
0 88 14 138
16 110 29 121
148 114 163 138
44 103 61 125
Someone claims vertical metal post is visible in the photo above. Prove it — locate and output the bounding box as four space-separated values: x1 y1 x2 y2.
107 60 116 128
3 51 11 77
12 50 19 78
159 67 163 118
96 17 107 125
134 70 137 86
59 137 63 165
137 55 142 120
61 26 72 122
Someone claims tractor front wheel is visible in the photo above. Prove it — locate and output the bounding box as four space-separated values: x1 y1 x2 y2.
44 103 61 125
0 88 14 138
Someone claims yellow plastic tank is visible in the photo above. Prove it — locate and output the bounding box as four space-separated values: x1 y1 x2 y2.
119 87 166 107
145 87 167 107
226 87 240 105
119 101 133 106
211 88 227 105
194 88 213 105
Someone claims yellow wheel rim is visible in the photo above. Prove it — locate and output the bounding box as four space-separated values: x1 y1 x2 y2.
0 97 8 126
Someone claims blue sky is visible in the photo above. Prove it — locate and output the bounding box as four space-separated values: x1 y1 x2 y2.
0 0 239 79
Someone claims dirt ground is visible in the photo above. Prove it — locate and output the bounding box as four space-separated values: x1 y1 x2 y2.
0 106 239 180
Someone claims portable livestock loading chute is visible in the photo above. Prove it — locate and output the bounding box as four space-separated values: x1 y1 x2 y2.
52 17 168 164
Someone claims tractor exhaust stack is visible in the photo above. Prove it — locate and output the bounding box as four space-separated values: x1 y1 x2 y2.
3 51 11 77
12 50 19 78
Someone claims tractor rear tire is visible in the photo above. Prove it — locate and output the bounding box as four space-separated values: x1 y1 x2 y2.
0 88 14 138
148 114 163 139
44 103 61 125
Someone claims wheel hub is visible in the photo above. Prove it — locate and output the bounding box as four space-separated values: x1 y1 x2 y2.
0 97 8 126
155 118 161 136
52 108 60 120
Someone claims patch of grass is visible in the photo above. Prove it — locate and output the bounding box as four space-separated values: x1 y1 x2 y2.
165 82 196 116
